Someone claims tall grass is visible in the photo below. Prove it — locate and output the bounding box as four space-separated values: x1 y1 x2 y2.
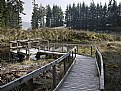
0 28 120 44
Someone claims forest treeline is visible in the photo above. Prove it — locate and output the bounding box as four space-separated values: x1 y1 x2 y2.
31 3 63 29
31 0 121 30
0 0 121 30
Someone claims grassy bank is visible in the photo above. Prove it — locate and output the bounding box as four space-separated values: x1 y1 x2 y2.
0 28 120 44
99 42 121 91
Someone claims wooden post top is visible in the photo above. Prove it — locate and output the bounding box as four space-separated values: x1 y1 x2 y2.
9 41 17 43
17 40 29 43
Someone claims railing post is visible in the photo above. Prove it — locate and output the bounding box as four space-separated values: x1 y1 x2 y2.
28 42 31 55
75 48 76 58
53 65 56 90
64 58 66 74
38 46 40 52
27 78 34 91
91 46 92 56
44 44 46 51
26 44 27 55
47 40 49 51
17 42 19 53
72 51 73 61
68 53 71 68
9 42 12 61
67 45 69 52
62 44 64 52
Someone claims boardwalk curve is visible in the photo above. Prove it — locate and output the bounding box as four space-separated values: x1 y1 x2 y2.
58 55 99 91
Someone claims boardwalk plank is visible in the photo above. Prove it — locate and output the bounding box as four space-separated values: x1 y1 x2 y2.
58 55 99 91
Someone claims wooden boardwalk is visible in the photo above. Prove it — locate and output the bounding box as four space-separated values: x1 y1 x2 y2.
58 55 100 91
3 40 104 91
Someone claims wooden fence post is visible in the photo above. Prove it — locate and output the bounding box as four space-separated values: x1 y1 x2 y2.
53 65 56 90
9 51 12 61
62 44 64 52
63 58 66 74
28 42 31 58
17 42 19 53
91 46 92 56
68 54 71 68
26 44 27 55
72 51 73 62
47 40 49 51
67 45 69 52
75 49 76 58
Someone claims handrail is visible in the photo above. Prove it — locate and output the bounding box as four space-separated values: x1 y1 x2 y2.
5 40 105 90
9 39 49 49
0 46 77 91
95 47 105 90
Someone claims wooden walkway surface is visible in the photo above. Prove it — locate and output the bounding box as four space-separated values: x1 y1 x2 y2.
58 55 99 91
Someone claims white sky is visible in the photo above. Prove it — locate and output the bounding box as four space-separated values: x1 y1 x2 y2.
21 0 120 22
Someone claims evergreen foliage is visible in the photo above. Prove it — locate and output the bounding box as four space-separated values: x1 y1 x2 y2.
46 5 52 27
31 3 64 29
65 0 121 30
30 0 121 30
0 0 25 29
51 5 63 27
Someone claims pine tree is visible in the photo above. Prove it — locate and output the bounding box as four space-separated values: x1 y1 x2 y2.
81 2 86 29
107 0 118 27
51 5 63 27
101 3 107 27
0 0 5 28
76 3 81 29
31 1 39 29
89 2 96 29
2 0 24 29
46 5 52 27
65 4 72 28
71 3 77 29
117 2 121 26
58 7 63 26
38 4 46 28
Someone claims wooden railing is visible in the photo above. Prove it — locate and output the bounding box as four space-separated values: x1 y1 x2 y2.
0 46 77 91
49 43 105 90
9 39 49 51
6 40 105 90
9 39 49 61
95 47 105 90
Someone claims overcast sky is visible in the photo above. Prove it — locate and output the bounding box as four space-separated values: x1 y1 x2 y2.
21 0 120 22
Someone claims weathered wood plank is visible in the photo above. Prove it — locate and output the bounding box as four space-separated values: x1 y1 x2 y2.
58 55 100 91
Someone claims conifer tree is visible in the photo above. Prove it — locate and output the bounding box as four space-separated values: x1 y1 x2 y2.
38 4 46 27
0 0 5 28
31 0 39 29
51 5 63 27
46 5 52 27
